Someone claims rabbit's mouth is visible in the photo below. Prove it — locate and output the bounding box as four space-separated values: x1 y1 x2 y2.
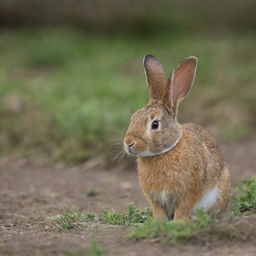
123 134 180 157
123 138 181 157
123 143 144 156
127 146 136 155
124 143 165 157
123 135 148 156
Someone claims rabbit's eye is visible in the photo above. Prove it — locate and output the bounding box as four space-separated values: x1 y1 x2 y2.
151 120 159 130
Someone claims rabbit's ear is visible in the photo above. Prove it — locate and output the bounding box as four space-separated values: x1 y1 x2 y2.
143 54 166 101
168 56 198 113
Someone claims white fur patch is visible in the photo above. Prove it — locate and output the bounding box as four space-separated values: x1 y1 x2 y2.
150 190 178 219
151 190 169 205
157 136 181 155
192 186 219 214
137 133 182 157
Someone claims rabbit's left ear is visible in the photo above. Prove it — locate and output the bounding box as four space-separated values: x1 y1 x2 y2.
143 54 166 101
167 56 198 114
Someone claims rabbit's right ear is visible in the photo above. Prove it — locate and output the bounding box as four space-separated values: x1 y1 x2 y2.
143 54 166 101
167 56 198 114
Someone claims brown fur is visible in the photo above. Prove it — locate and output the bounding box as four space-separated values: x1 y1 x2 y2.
137 123 230 220
144 54 166 101
123 55 231 220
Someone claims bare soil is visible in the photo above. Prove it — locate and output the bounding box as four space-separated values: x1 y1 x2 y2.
0 139 256 256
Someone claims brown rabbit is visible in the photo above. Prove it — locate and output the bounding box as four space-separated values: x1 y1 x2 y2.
123 55 231 220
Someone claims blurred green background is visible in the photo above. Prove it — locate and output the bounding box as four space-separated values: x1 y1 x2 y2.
0 0 256 163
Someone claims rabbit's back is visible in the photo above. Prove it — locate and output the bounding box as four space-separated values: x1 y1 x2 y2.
182 122 225 176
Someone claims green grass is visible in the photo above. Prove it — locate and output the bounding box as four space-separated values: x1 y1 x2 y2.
1 28 256 162
56 202 151 230
87 189 98 197
56 209 96 230
129 209 211 243
99 202 151 225
232 177 256 214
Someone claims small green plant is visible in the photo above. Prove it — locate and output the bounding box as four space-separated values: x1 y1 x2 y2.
56 209 81 230
87 189 98 197
99 202 152 225
56 209 96 230
129 209 211 243
127 202 152 223
85 213 97 222
232 177 256 214
99 208 126 225
55 203 150 230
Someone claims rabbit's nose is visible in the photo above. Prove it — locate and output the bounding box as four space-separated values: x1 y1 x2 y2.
126 142 135 154
127 142 135 148
124 139 136 153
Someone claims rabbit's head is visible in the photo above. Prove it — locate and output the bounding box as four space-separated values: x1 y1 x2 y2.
123 55 198 157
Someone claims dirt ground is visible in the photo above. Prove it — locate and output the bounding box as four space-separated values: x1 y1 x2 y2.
0 139 256 256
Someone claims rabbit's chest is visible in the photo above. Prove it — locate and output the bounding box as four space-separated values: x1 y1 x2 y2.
137 157 186 193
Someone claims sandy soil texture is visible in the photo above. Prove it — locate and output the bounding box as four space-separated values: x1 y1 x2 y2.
0 139 256 256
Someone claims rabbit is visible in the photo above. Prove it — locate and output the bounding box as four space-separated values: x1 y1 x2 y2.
123 54 231 220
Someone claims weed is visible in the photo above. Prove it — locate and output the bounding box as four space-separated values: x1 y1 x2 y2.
232 177 256 214
55 203 151 230
56 209 96 230
56 209 81 230
99 202 151 225
99 209 126 225
87 189 98 197
85 213 97 222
